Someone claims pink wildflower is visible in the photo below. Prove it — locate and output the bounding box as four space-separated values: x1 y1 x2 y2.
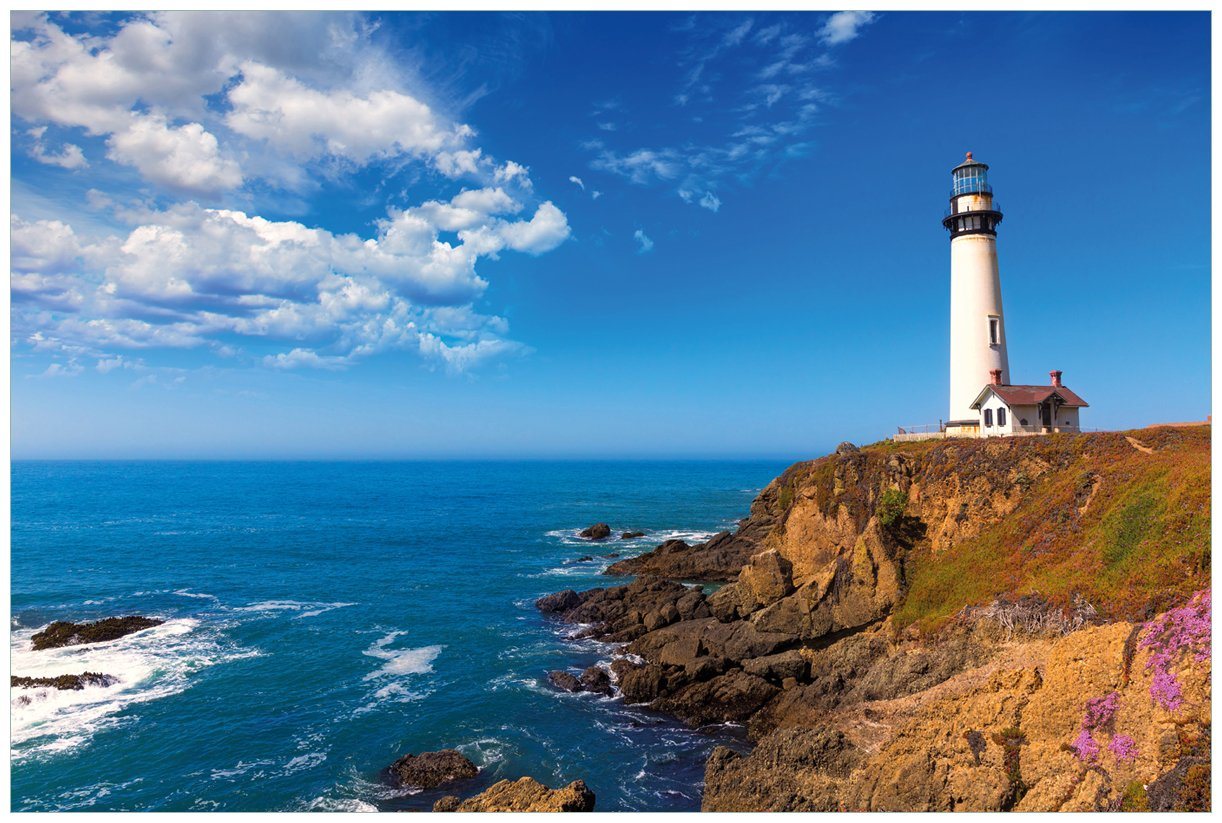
1108 734 1139 763
1150 670 1184 711
1072 728 1099 762
1138 589 1209 712
1082 692 1120 730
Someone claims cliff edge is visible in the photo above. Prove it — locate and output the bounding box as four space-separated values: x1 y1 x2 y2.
540 426 1211 811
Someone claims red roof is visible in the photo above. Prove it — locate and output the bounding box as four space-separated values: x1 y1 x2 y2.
971 384 1089 410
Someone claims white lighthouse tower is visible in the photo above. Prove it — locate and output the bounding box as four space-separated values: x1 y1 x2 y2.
943 152 1008 432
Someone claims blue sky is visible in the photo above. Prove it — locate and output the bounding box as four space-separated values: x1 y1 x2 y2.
10 11 1211 458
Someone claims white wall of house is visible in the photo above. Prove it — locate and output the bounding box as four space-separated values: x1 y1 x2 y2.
977 391 1016 436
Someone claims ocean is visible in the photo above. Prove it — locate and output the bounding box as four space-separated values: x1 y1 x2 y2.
10 459 789 812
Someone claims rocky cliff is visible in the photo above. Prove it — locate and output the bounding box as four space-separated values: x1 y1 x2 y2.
539 427 1211 811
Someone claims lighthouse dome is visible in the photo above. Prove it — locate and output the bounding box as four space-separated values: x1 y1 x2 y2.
951 151 991 196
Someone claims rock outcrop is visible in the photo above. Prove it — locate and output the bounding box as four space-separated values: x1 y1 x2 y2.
537 427 1211 811
579 523 612 540
443 777 595 812
10 672 117 690
31 616 164 650
387 749 478 789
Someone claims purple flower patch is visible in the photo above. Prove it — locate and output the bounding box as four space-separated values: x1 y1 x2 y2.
1071 728 1099 763
1138 589 1210 713
1108 734 1138 763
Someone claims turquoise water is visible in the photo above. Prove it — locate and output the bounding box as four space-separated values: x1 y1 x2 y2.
10 460 787 811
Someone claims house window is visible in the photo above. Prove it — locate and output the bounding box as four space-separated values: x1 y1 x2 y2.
997 408 1007 427
1020 418 1028 426
984 408 994 427
988 316 1000 345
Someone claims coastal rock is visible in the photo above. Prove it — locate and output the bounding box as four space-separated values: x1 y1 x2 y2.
742 650 808 684
548 671 583 692
31 616 164 650
654 669 780 727
605 531 761 583
835 441 859 455
535 590 582 614
575 555 594 562
704 727 859 811
579 523 612 540
10 672 117 690
454 777 595 812
432 795 461 812
387 749 478 789
620 531 645 539
579 665 613 695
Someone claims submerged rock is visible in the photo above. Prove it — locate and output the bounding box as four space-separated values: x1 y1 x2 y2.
31 616 164 651
10 672 117 690
579 523 612 540
387 749 478 789
620 531 646 539
453 777 595 812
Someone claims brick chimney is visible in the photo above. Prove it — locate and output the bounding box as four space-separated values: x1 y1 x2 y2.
990 369 1003 386
1050 370 1063 387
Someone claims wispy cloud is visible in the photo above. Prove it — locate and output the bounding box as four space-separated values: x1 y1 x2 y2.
581 13 875 213
633 229 654 254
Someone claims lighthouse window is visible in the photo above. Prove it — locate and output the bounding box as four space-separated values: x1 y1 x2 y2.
984 409 994 427
997 408 1007 427
988 316 1000 345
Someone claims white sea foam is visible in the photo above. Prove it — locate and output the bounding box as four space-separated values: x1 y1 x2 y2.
172 589 218 600
234 600 355 619
304 797 378 812
352 632 441 714
10 618 257 762
283 751 327 775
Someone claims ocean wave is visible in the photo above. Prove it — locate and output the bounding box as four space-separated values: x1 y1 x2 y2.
233 600 356 619
304 797 379 812
10 618 258 762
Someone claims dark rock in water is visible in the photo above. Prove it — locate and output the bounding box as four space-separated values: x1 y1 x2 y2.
548 670 583 692
575 555 594 562
11 672 117 690
835 441 859 455
579 523 612 540
536 590 582 613
433 795 462 812
387 749 478 789
453 777 595 812
654 669 780 727
31 616 164 651
601 552 620 559
605 532 760 582
620 531 646 539
579 665 613 695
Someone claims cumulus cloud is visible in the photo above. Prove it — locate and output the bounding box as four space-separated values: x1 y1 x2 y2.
11 189 570 373
633 229 654 254
818 11 878 46
106 114 242 194
10 11 571 376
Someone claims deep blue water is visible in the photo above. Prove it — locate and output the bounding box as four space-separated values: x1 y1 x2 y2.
10 460 788 811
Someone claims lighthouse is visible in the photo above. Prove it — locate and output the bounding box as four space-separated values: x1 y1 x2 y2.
943 152 1008 431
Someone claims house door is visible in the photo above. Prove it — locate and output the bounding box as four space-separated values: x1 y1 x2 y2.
1040 401 1052 428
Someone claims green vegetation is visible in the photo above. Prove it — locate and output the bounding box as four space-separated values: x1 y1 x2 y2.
1119 781 1149 812
884 426 1211 631
877 489 908 529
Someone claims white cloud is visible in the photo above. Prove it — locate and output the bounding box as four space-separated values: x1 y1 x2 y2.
27 127 88 169
818 11 877 46
590 148 682 185
568 175 585 189
10 12 571 376
633 229 654 254
699 192 721 212
11 192 568 372
591 190 602 200
106 114 242 194
497 202 571 255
